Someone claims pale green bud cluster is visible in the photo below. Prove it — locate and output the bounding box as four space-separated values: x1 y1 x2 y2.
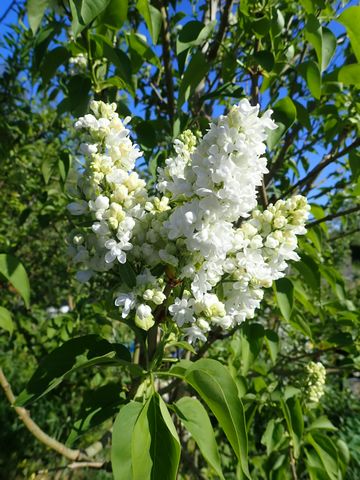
306 361 326 403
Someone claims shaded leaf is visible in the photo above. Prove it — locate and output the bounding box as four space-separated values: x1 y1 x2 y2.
0 254 30 307
16 335 131 406
275 278 294 321
41 46 70 83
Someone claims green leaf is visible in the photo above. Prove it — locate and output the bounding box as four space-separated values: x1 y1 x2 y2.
300 0 315 13
307 416 337 432
252 16 270 37
41 157 55 184
305 15 322 64
253 50 275 72
0 254 30 307
100 40 132 86
240 322 265 375
349 150 360 180
0 306 14 334
281 396 304 458
303 61 322 99
274 278 294 321
338 6 360 63
136 0 162 44
58 152 72 182
100 0 128 29
127 33 160 72
118 262 137 287
294 100 312 130
293 254 320 291
321 28 337 72
271 9 285 37
266 97 297 149
135 121 157 149
40 47 70 83
178 51 209 108
176 20 216 55
27 0 50 34
69 0 111 36
338 64 360 86
174 397 224 479
112 401 143 480
305 16 336 72
307 433 340 480
68 382 124 445
261 419 286 455
132 393 181 480
264 329 279 363
62 75 91 116
16 335 131 406
166 341 196 354
184 359 250 478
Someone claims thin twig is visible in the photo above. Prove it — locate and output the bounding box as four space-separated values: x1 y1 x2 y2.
289 447 298 480
0 0 16 24
37 461 105 474
207 0 234 61
307 205 360 228
329 228 360 242
282 136 359 198
159 3 175 124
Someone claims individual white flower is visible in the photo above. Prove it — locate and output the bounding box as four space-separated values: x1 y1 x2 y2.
168 297 195 327
183 325 207 344
104 239 132 264
115 293 136 318
59 305 70 314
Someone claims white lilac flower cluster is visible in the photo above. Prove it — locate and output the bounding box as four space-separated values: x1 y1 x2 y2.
305 361 326 403
69 53 87 76
68 99 310 342
67 100 147 283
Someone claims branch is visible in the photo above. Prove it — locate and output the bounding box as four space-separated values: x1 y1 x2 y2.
159 3 175 123
329 228 360 242
0 367 80 461
289 447 298 480
0 0 16 24
37 461 105 474
307 205 360 228
282 136 360 198
207 0 234 62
